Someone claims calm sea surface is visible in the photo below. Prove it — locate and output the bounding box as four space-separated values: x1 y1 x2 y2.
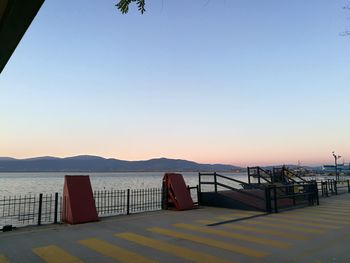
0 172 248 196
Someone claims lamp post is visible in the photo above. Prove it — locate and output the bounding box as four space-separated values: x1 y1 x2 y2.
332 151 341 181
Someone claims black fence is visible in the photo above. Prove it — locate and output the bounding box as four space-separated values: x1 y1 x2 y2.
265 182 319 213
1 186 198 229
0 193 62 228
94 188 163 216
319 179 350 197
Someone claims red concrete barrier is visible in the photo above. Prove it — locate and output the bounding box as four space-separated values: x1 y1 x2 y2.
162 173 195 210
62 175 98 224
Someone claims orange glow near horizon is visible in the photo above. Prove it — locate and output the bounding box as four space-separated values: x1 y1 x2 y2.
0 134 344 167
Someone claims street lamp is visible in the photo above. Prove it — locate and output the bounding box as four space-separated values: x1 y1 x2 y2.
332 151 341 181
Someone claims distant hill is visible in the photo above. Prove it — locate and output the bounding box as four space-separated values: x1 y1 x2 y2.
0 155 241 172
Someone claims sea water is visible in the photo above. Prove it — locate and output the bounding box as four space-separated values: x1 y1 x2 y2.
0 172 248 196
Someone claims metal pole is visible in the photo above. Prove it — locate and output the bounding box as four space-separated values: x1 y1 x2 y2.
248 167 251 184
198 172 202 194
292 185 296 206
126 189 130 215
348 180 350 193
214 172 217 193
54 192 58 224
265 186 271 213
196 185 200 205
334 180 338 195
273 186 278 213
38 193 43 226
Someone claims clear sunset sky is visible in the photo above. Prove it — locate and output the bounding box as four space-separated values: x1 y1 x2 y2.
1 0 350 166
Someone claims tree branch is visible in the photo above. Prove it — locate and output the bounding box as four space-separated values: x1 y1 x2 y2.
116 0 146 14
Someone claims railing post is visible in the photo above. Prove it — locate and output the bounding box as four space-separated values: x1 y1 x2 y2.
54 192 58 224
334 180 338 195
196 185 200 205
347 180 350 193
126 189 130 215
321 181 324 197
214 172 218 193
292 185 296 206
248 167 251 184
264 186 271 213
315 182 319 205
38 193 43 226
307 184 313 205
273 185 278 213
198 173 202 194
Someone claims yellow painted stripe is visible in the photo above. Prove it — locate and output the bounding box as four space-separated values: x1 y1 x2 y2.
242 220 325 234
32 245 83 263
115 232 232 263
173 223 290 249
295 209 350 217
148 227 269 258
224 224 309 241
230 211 264 216
221 211 263 217
79 238 156 263
197 219 217 225
277 213 350 225
319 206 350 210
197 220 309 241
315 211 350 216
323 202 350 206
310 207 350 213
303 210 350 217
215 212 264 220
318 202 350 205
215 216 240 221
316 205 350 209
260 217 340 229
0 255 9 263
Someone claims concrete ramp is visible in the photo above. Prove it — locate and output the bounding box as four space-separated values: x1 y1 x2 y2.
201 189 295 212
201 189 266 211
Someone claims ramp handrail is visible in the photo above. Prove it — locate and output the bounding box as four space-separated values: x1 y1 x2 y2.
198 172 265 206
283 167 307 183
247 166 272 184
201 172 265 190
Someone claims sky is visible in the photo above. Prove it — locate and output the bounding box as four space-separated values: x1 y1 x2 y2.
1 0 350 166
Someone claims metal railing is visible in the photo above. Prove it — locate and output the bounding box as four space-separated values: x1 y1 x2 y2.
93 188 163 216
265 182 319 213
282 167 307 184
199 172 319 213
247 167 272 184
199 172 265 210
187 186 199 205
319 179 350 197
1 186 199 229
0 193 62 228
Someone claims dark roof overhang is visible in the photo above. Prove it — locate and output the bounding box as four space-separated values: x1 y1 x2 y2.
0 0 44 74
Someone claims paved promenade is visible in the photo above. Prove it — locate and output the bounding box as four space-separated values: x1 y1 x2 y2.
0 194 349 263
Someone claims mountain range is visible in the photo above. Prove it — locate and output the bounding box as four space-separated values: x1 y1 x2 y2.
0 155 241 172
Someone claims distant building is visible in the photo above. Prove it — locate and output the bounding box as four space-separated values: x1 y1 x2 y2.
322 163 350 173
